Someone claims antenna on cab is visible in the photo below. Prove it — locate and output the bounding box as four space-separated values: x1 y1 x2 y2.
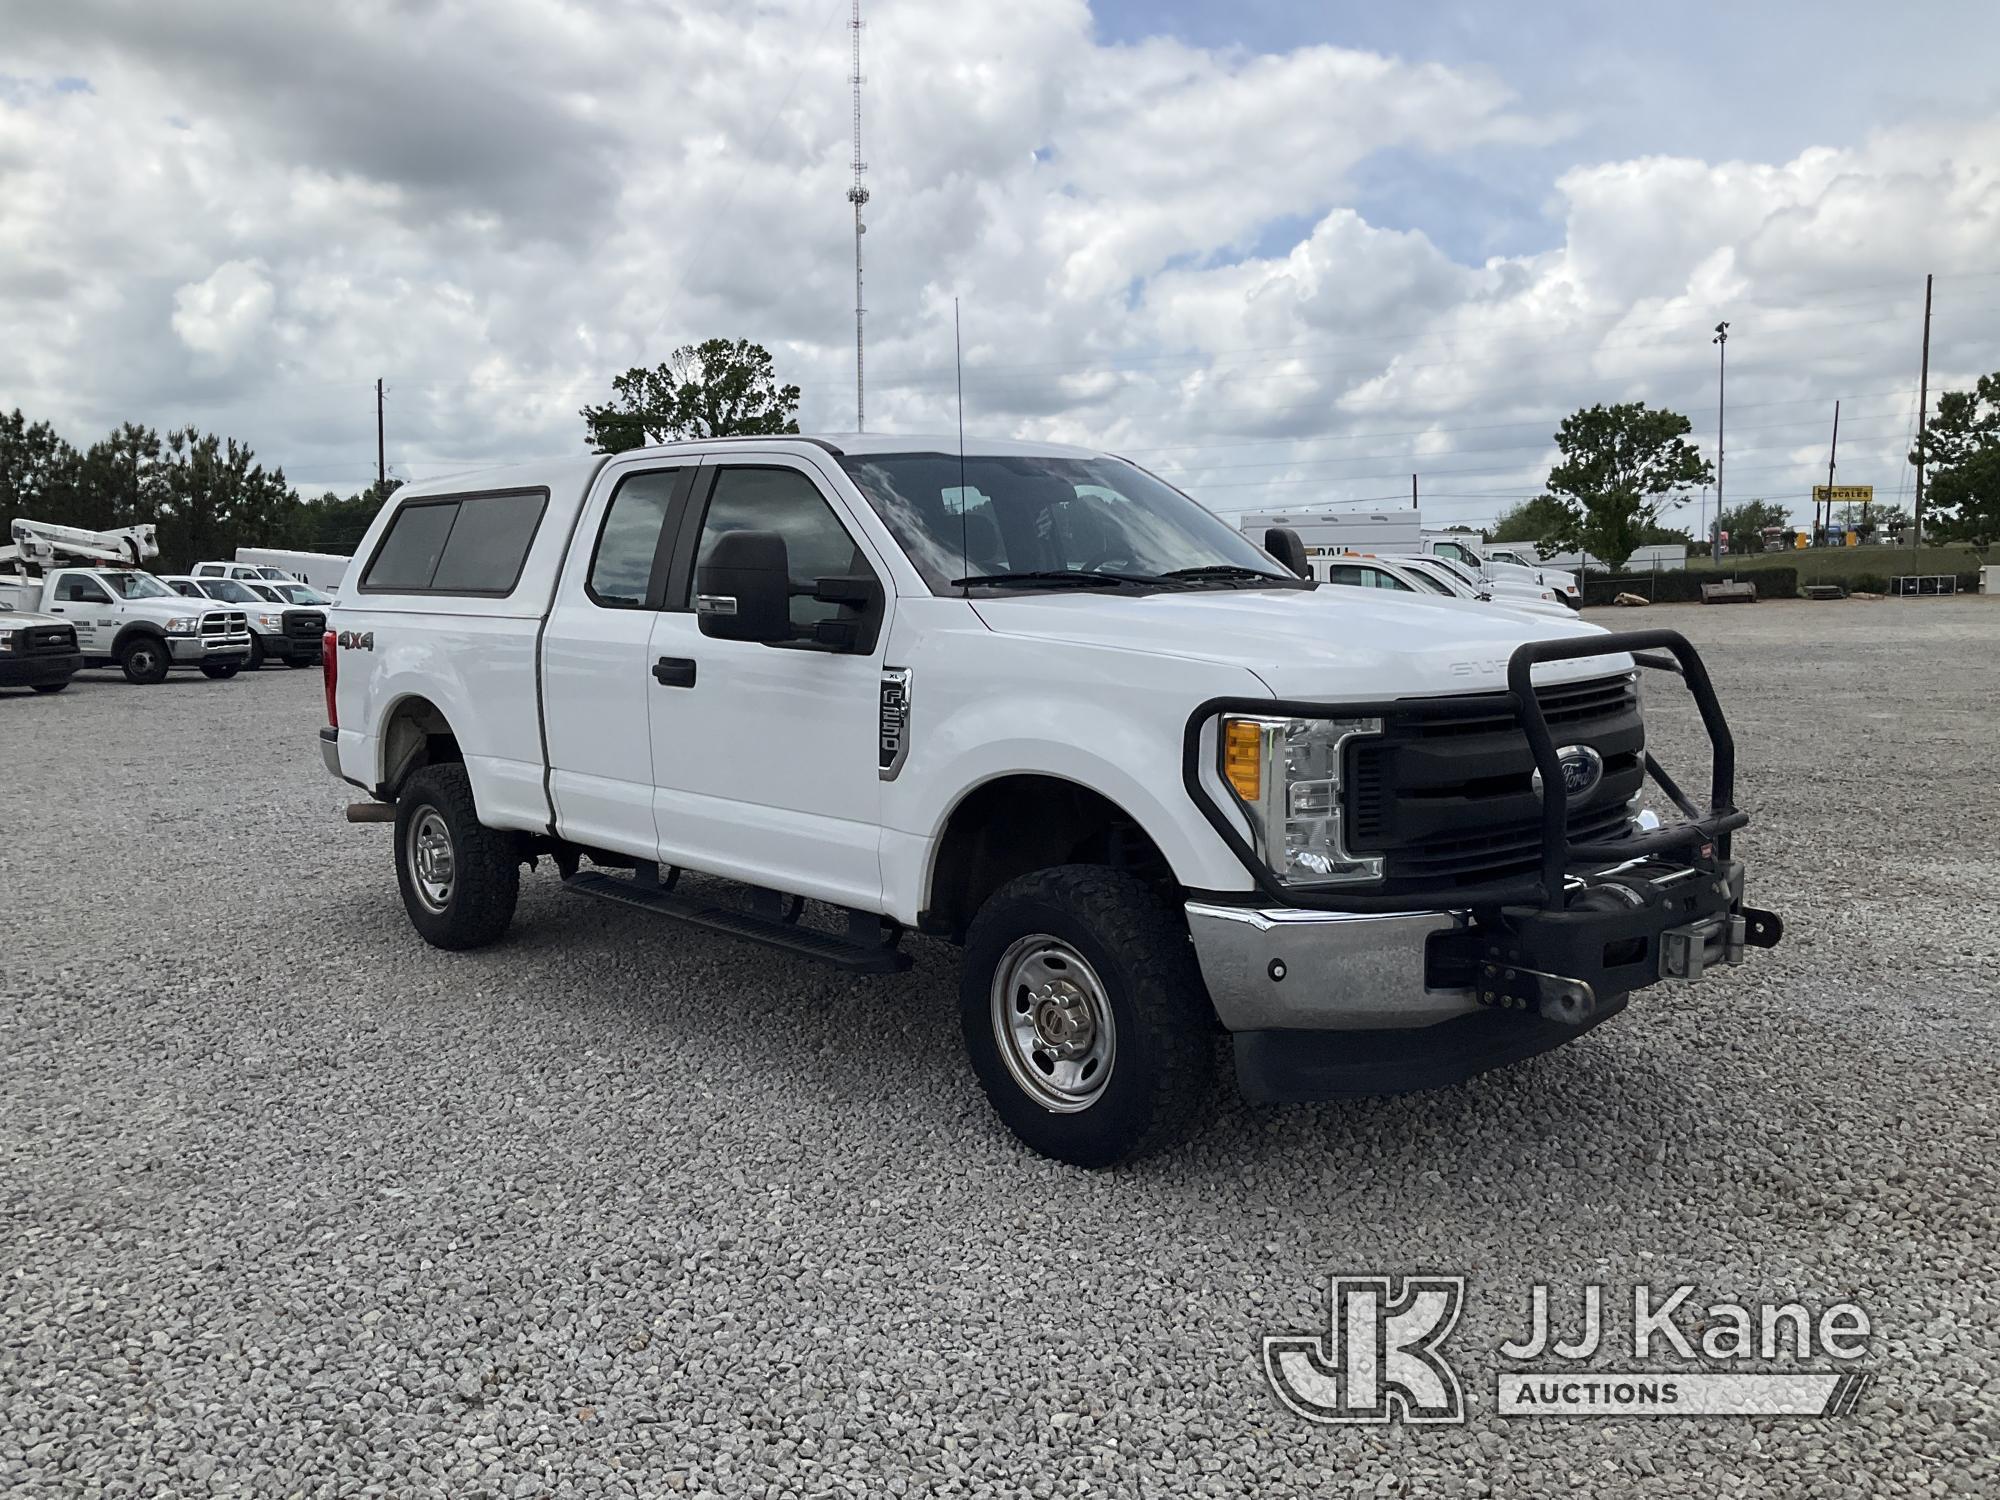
955 296 969 598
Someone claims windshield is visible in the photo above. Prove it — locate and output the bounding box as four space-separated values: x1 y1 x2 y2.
1405 568 1453 595
276 584 328 604
839 451 1290 593
201 579 258 603
102 572 172 600
245 583 283 601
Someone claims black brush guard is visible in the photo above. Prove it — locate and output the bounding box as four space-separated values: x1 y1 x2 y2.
1184 629 1784 1019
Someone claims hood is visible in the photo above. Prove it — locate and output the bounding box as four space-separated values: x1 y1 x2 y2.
1 607 71 630
971 585 1624 700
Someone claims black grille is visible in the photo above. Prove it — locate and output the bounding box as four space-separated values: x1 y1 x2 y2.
24 624 75 654
1346 673 1644 895
286 610 325 638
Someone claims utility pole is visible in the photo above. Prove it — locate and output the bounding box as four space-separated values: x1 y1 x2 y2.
1711 322 1729 562
1410 473 1417 511
1913 272 1933 549
375 378 386 493
846 0 869 431
1823 400 1840 540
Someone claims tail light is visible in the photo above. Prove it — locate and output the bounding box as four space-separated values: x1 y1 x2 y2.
322 630 338 727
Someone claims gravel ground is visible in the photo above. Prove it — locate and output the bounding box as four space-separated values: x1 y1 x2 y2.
3 598 1996 1498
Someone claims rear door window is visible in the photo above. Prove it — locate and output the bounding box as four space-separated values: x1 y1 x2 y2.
362 490 547 595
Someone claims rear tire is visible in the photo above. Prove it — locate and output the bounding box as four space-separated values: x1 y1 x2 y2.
960 865 1216 1168
118 636 171 685
394 764 519 950
200 662 241 679
31 681 69 694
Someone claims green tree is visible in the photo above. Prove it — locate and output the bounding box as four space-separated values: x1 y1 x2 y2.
0 409 85 526
1912 371 2000 547
1540 402 1715 569
1714 500 1792 555
1490 496 1573 548
581 338 802 453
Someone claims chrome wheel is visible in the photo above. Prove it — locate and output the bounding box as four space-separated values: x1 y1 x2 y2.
990 934 1117 1112
405 808 455 914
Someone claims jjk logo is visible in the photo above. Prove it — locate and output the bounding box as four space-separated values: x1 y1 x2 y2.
1263 1276 1466 1424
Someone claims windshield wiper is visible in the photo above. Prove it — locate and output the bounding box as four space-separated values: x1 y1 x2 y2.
951 569 1170 589
1159 564 1291 584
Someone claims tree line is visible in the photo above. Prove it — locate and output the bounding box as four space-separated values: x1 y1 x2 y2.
9 342 1992 576
1487 372 1999 567
1 408 399 572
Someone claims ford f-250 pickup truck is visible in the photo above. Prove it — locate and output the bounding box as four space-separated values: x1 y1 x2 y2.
317 434 1782 1166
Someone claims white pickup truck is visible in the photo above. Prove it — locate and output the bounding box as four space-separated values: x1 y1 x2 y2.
0 567 252 683
318 434 1781 1165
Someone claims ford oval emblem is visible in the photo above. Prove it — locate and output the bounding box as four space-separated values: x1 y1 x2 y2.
1532 744 1604 801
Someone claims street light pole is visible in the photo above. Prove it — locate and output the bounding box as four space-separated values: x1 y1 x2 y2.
1711 322 1729 562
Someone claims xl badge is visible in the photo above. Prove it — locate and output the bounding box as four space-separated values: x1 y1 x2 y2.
1532 744 1603 801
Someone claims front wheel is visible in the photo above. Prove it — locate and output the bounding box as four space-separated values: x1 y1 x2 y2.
118 637 170 685
393 763 519 950
200 661 241 679
246 636 265 670
960 865 1216 1168
285 655 315 669
31 680 70 694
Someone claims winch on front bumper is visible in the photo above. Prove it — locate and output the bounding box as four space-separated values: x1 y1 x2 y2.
1182 630 1785 1103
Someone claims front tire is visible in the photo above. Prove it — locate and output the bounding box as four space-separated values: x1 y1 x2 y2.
285 655 315 669
246 636 266 670
118 636 170 685
960 865 1216 1168
200 661 241 679
31 680 69 694
394 764 519 950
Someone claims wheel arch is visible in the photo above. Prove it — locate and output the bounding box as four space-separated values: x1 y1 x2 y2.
375 692 464 798
920 772 1179 941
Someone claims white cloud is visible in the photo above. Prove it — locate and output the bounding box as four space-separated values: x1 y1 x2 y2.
171 259 275 361
0 0 1995 526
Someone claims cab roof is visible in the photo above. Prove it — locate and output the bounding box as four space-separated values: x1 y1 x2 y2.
386 433 1113 503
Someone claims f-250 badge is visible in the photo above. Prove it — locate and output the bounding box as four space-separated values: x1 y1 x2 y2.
337 630 374 651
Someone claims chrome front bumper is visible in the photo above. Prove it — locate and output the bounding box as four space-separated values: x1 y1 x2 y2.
171 631 252 662
1185 901 1478 1032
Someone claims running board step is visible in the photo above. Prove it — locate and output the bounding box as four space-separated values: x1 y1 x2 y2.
564 870 912 973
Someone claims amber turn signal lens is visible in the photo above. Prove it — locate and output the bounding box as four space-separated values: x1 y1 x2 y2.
1222 718 1263 802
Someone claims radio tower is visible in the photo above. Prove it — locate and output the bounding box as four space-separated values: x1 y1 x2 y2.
846 0 869 431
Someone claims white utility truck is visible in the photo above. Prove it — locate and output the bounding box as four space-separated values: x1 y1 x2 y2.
317 435 1781 1166
2 520 252 682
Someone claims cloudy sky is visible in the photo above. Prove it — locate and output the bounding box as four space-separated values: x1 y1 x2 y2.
5 0 1999 530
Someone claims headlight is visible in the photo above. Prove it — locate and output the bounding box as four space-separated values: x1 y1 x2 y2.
257 612 282 628
0 629 17 653
1219 715 1384 885
163 617 198 634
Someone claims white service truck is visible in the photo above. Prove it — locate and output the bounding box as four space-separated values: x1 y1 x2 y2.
232 547 351 591
2 520 253 682
318 435 1781 1166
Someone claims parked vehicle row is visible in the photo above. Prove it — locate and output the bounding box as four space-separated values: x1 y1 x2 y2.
317 433 1782 1168
2 520 254 687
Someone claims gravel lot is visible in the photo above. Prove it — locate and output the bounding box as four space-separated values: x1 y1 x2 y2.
4 598 1996 1498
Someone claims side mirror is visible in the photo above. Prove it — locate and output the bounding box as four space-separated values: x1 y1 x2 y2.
696 530 793 642
1264 527 1311 579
